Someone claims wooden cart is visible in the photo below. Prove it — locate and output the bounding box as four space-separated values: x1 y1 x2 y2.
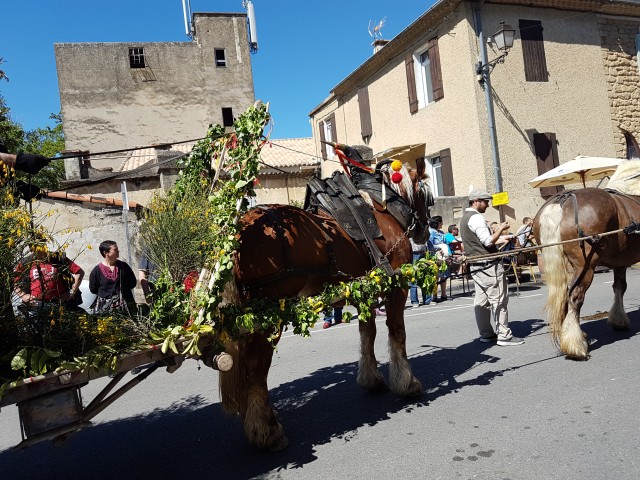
0 335 232 449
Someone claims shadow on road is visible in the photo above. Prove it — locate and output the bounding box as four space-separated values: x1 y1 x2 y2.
0 314 636 479
582 309 640 353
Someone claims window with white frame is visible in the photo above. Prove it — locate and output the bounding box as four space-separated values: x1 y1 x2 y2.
416 50 434 108
428 156 443 197
323 118 335 158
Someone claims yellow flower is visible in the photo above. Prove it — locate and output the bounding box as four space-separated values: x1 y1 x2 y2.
279 299 286 311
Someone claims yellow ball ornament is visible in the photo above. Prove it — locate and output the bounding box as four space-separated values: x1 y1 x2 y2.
391 160 403 172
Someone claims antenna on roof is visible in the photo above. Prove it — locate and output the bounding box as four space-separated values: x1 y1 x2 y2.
243 0 259 53
368 17 386 39
182 0 193 38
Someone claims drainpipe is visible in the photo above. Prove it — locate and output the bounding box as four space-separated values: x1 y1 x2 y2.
473 6 505 221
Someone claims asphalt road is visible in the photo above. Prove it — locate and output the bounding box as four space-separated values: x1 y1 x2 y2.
2 268 640 479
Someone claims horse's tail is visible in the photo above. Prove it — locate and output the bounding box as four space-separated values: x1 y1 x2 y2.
537 202 569 344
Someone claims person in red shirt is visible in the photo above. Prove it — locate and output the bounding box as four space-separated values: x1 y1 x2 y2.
14 249 85 310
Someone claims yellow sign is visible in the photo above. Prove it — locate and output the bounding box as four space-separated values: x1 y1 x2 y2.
492 191 509 206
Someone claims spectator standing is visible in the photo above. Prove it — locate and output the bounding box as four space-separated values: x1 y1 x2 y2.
138 251 158 304
408 237 433 307
89 241 137 315
460 189 524 346
429 216 451 302
323 306 343 329
14 248 84 314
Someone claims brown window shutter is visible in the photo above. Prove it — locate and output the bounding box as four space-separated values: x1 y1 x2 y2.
533 132 562 197
519 20 549 82
318 121 327 160
427 38 444 101
329 113 337 145
358 87 373 139
440 148 455 196
405 54 418 114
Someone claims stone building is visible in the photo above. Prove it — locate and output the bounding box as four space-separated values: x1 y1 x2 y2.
309 0 640 225
55 12 255 173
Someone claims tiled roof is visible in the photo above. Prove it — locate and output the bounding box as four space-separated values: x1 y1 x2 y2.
116 138 319 173
119 143 195 172
260 138 319 169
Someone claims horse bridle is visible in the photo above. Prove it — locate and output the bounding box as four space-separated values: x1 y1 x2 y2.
374 159 429 237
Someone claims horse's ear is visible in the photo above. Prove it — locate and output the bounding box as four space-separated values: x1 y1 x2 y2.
416 157 426 179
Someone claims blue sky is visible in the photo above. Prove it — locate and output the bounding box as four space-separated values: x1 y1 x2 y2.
2 0 435 140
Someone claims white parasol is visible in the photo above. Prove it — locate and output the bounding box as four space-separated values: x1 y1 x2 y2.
529 156 623 188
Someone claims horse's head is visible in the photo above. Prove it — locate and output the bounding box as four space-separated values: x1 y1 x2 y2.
375 158 432 243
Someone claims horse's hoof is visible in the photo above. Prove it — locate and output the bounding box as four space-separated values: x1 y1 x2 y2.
403 378 424 399
611 324 630 331
560 338 589 361
366 382 391 394
564 353 590 361
267 434 289 452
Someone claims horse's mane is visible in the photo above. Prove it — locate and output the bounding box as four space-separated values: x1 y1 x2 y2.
607 159 640 195
382 165 415 207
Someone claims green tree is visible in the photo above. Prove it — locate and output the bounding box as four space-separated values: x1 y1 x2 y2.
0 94 24 153
21 113 66 190
0 57 8 82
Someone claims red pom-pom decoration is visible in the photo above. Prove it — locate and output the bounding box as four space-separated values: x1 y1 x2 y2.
391 172 403 184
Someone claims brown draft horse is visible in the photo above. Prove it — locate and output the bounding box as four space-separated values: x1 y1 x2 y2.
534 186 640 360
219 148 430 450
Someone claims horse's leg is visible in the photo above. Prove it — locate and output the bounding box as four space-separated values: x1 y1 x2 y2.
357 305 388 392
386 287 423 398
561 266 595 360
609 266 630 330
240 333 288 451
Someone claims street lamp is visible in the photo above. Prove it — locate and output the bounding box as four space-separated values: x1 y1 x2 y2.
476 22 516 85
472 15 516 221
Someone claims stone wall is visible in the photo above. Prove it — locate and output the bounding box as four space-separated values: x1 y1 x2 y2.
36 200 144 295
600 17 640 157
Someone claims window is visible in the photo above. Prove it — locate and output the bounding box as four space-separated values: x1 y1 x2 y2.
533 132 562 197
317 113 337 160
129 47 145 69
417 51 434 106
323 119 334 158
519 20 548 82
405 37 444 114
426 148 454 196
358 87 372 140
222 108 234 127
215 49 227 67
429 156 444 196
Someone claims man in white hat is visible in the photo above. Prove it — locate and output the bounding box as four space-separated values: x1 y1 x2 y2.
459 189 524 346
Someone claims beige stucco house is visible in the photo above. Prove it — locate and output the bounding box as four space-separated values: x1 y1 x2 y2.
310 0 640 224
